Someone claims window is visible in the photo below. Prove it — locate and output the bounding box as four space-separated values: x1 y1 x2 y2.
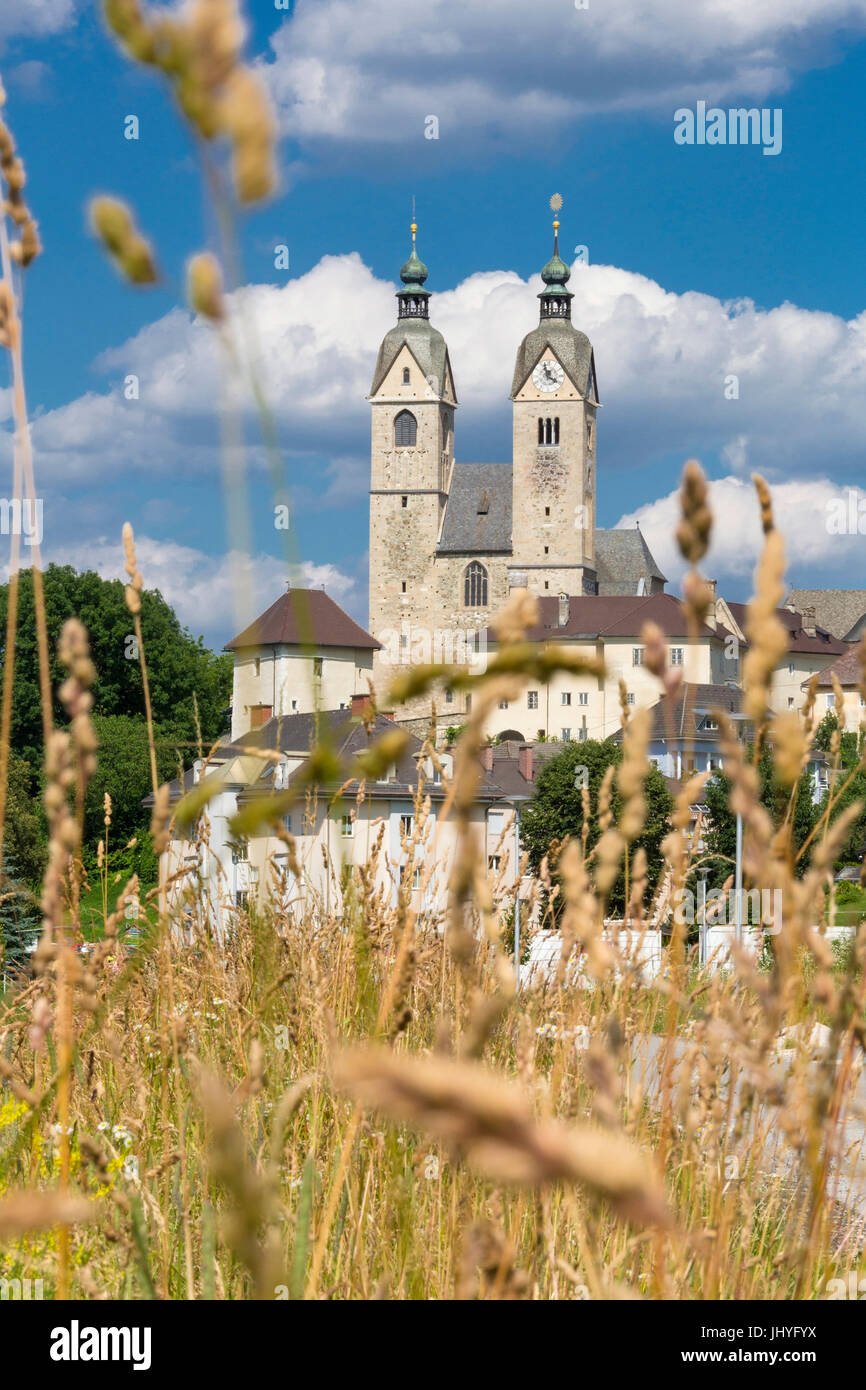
254 656 261 677
341 814 354 838
291 698 298 711
283 813 293 834
578 692 588 706
788 697 794 709
544 506 550 517
788 663 795 675
826 693 835 707
577 728 587 742
670 648 684 666
527 690 539 709
445 688 453 705
234 891 249 909
488 855 501 873
703 717 719 730
860 695 866 708
402 367 411 384
401 581 407 593
561 728 572 742
466 694 472 713
463 561 488 608
231 840 249 863
488 811 505 836
401 495 408 508
499 700 509 710
394 409 417 446
587 420 593 449
626 693 635 705
313 657 323 678
633 648 644 666
400 813 414 836
537 417 560 446
561 692 571 706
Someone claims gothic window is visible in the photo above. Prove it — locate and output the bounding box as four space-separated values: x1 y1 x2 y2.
538 418 544 444
394 409 417 447
554 417 560 444
464 561 488 608
402 367 411 384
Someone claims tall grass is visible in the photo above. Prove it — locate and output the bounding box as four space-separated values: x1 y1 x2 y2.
0 1 865 1302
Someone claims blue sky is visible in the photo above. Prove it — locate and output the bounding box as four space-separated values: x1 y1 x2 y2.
2 0 866 648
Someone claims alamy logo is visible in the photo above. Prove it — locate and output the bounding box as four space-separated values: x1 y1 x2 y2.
0 1276 43 1299
49 1320 152 1371
0 497 42 545
674 102 782 156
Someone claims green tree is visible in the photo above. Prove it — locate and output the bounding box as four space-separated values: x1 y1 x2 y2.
5 752 47 888
520 739 674 916
0 564 232 769
0 852 40 978
85 714 182 849
704 746 819 886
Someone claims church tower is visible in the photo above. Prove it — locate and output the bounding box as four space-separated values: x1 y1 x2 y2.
510 207 599 596
368 221 457 668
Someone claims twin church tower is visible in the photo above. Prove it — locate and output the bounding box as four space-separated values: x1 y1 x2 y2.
368 209 603 719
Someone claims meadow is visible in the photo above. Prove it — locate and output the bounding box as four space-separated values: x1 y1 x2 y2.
0 0 864 1303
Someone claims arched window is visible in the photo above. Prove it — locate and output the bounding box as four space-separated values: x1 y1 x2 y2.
402 367 411 384
394 409 417 446
464 561 488 608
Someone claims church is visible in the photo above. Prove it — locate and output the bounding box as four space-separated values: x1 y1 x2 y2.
367 211 667 727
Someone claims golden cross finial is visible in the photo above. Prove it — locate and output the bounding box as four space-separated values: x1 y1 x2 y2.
411 195 417 245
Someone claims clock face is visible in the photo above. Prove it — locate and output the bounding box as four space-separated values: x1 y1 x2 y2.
532 358 565 393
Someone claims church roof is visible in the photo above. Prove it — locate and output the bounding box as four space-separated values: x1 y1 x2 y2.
370 318 452 398
594 528 667 595
437 462 513 553
510 316 595 399
225 589 380 651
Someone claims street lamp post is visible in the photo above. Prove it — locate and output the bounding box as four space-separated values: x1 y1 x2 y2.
505 795 532 990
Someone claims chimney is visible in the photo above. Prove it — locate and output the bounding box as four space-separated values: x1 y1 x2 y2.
801 606 817 636
480 745 494 773
704 578 718 630
351 693 372 717
518 743 533 783
558 593 570 628
508 569 528 591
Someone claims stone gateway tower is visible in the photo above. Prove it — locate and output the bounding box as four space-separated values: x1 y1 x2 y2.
367 212 663 731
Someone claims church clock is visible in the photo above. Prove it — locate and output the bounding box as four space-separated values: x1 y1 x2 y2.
532 358 564 392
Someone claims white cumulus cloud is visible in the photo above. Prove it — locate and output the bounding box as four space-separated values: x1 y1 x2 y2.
262 0 866 157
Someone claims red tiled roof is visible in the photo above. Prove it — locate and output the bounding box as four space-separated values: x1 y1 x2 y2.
225 590 380 652
488 593 724 643
726 602 848 658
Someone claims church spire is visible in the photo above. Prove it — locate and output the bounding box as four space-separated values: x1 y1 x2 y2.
397 210 430 320
538 193 573 322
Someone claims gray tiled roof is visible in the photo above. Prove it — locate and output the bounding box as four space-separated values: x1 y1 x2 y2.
437 463 513 553
370 319 453 398
594 528 667 594
785 589 866 641
510 317 596 399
